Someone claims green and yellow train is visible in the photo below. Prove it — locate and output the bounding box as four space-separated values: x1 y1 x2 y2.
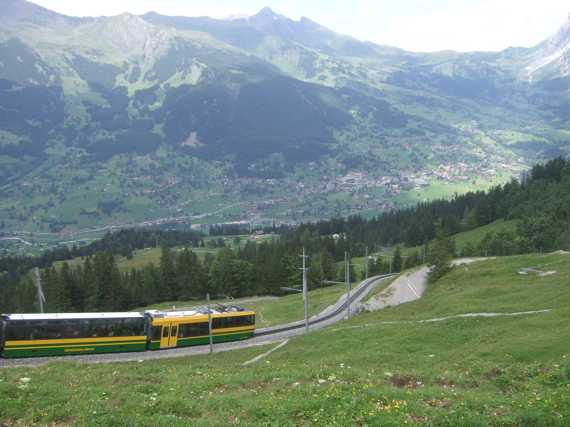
0 305 255 359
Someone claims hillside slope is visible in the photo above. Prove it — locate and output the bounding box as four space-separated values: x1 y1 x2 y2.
1 253 569 425
0 1 569 236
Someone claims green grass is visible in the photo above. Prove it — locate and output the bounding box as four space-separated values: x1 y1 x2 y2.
1 253 569 426
453 219 518 250
244 284 348 328
116 247 220 272
384 219 519 257
366 252 570 321
52 234 278 272
52 247 193 272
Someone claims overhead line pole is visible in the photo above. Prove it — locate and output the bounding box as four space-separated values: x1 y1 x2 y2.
207 293 213 354
301 248 309 333
345 251 351 319
34 267 45 313
365 246 369 280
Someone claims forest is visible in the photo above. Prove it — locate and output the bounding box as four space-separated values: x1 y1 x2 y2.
1 157 569 313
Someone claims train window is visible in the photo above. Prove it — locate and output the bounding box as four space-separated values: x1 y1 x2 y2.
212 318 224 329
3 317 146 341
179 323 209 338
151 326 162 340
211 315 254 329
121 318 145 336
162 326 169 338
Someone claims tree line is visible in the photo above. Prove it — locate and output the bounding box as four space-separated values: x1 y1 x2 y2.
0 236 420 313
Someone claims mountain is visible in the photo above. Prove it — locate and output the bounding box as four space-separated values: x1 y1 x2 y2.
526 14 570 80
0 0 569 240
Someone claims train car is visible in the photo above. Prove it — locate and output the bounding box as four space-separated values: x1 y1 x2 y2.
147 305 255 350
0 312 147 358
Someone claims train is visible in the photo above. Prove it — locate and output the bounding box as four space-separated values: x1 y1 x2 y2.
0 305 255 359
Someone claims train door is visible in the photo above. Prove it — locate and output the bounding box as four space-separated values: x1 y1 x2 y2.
160 323 178 349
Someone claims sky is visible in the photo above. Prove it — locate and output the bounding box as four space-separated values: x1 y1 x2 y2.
29 0 570 52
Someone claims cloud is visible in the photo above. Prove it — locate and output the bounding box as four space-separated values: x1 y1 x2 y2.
368 0 570 51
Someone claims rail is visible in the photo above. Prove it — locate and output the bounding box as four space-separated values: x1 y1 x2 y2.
254 273 397 337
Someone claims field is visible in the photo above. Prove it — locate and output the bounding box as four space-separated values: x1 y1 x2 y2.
452 219 518 251
53 234 278 273
1 253 569 425
382 219 520 258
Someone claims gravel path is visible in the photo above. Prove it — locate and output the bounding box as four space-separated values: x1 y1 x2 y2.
330 309 553 332
0 275 394 368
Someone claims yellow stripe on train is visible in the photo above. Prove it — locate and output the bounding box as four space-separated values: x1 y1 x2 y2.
5 335 147 347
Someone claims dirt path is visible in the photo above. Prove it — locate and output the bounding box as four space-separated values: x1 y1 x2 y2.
331 309 552 332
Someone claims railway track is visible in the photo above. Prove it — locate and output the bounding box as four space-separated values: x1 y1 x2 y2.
0 274 396 367
254 273 397 337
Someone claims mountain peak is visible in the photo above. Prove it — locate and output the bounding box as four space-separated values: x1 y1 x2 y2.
1 0 82 27
251 6 289 23
256 7 278 17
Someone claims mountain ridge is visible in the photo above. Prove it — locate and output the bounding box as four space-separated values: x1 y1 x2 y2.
0 1 569 236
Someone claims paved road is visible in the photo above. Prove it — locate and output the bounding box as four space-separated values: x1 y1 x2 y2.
0 275 394 368
362 267 429 311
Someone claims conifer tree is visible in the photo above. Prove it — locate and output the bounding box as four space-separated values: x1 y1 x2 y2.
160 246 178 301
428 228 456 281
392 246 403 273
83 256 99 311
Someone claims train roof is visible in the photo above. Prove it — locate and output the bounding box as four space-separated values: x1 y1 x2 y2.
2 312 145 321
146 304 252 319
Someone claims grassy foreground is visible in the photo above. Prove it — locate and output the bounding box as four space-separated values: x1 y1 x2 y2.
1 254 569 426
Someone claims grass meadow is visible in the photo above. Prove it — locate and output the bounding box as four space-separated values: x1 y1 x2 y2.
1 253 569 425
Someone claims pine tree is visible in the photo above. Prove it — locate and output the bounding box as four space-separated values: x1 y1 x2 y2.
208 247 236 297
141 263 160 305
428 228 456 281
93 252 122 311
392 246 403 273
58 262 75 312
83 256 99 311
177 248 207 300
160 246 178 301
404 250 421 269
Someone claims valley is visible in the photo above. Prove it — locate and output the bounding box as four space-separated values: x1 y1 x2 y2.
0 1 569 246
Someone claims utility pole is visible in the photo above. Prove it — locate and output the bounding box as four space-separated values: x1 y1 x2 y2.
301 248 309 333
206 293 213 354
34 267 45 313
364 246 369 280
345 251 351 319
